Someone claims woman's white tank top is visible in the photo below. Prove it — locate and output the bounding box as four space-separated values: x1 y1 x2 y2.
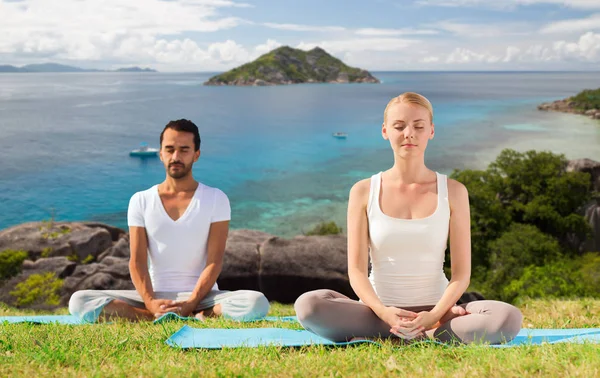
367 172 450 307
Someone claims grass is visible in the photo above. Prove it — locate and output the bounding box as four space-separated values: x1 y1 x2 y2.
1 299 599 377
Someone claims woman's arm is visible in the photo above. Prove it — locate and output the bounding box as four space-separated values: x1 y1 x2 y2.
430 179 471 320
347 180 419 332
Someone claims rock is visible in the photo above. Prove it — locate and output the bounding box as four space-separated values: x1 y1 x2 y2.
66 228 113 262
567 158 600 192
582 200 600 253
217 229 273 291
258 235 354 303
59 262 134 306
0 256 77 310
82 222 126 241
21 256 77 278
584 109 598 116
97 237 130 262
0 222 112 261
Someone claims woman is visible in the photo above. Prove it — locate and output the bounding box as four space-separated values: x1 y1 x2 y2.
294 92 522 344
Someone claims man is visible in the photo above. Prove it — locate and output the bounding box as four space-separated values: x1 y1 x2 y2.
69 119 269 322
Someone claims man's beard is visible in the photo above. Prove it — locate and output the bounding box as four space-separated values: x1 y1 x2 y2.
167 163 192 179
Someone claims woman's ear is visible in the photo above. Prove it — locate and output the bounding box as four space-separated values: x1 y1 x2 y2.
382 122 388 140
430 123 435 140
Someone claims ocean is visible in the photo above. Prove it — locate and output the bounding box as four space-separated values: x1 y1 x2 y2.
1 71 599 236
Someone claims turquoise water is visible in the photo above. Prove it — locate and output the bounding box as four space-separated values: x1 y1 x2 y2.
1 71 600 236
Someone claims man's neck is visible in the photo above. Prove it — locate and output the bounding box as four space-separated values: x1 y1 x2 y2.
160 176 198 193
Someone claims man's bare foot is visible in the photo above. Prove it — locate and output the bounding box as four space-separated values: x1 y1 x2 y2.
194 312 206 321
438 305 468 325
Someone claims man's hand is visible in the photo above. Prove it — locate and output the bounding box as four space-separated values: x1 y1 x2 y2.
146 299 176 317
151 300 197 318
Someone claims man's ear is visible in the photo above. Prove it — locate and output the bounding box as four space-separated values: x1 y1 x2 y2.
194 149 201 162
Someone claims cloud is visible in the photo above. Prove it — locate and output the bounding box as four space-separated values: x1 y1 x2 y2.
540 13 600 34
446 48 501 63
262 23 346 32
296 38 418 53
254 39 282 56
355 28 438 36
552 32 600 61
0 0 248 65
415 0 600 10
437 21 530 38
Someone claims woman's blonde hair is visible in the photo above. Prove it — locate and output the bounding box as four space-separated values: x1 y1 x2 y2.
383 92 433 124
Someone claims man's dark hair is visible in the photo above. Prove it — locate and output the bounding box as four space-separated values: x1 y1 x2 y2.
160 119 201 151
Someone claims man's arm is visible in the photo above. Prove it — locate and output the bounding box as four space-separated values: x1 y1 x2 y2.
186 220 229 306
129 226 174 315
128 226 154 304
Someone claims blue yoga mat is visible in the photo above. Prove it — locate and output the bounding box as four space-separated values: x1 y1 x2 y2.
0 315 85 325
0 313 297 325
153 312 297 324
165 326 600 349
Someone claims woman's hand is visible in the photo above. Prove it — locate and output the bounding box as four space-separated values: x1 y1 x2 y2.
390 311 439 338
379 307 425 339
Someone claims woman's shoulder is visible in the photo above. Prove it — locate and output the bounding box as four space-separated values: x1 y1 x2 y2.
446 177 468 195
446 177 469 210
349 177 373 204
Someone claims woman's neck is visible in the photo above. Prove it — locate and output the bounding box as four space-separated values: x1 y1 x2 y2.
388 156 430 183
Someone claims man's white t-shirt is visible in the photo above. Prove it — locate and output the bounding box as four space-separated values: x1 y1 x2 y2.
127 183 231 292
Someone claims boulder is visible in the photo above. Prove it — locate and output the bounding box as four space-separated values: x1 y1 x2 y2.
22 256 77 278
0 222 112 261
66 228 113 261
82 222 126 242
98 237 130 262
0 257 77 310
258 235 355 303
567 158 600 192
217 229 273 291
582 200 600 253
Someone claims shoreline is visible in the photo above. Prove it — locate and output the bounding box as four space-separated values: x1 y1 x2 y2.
538 98 600 120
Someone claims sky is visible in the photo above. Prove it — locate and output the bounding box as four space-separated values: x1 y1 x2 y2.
0 0 599 72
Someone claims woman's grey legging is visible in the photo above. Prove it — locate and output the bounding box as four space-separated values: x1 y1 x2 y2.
294 289 523 344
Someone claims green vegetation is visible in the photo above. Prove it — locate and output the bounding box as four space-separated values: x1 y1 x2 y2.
81 254 94 264
451 149 598 302
0 249 29 281
0 300 598 377
39 221 71 240
206 46 377 85
9 273 63 307
305 221 343 236
569 88 600 111
40 247 53 258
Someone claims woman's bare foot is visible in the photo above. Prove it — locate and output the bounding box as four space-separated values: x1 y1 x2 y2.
439 305 468 324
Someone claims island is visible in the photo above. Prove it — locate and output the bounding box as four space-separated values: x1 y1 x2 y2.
538 88 600 120
0 63 157 73
204 46 379 86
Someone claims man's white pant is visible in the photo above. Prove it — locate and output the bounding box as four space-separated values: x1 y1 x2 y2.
69 289 270 323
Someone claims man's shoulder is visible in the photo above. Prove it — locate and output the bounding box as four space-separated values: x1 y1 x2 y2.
130 185 158 203
197 182 227 199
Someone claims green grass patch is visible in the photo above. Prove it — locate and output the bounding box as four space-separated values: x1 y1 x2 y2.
0 299 598 376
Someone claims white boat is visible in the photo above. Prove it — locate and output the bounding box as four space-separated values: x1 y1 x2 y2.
332 132 348 139
130 143 159 157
